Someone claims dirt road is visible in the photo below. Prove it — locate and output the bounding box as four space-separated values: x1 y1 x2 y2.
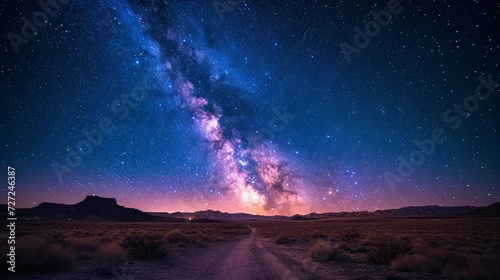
193 227 324 280
125 226 328 280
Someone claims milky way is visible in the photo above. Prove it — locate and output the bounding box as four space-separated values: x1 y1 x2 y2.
142 3 307 214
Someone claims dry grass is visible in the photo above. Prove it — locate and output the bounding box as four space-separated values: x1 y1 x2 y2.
48 233 71 249
391 248 500 279
341 229 363 242
15 221 251 242
442 260 500 280
189 231 208 245
252 217 499 252
310 230 328 240
16 235 74 273
96 242 129 275
308 241 341 262
12 217 500 277
245 217 500 277
275 235 291 244
165 229 191 244
120 233 166 259
367 235 414 265
70 237 100 253
392 253 440 273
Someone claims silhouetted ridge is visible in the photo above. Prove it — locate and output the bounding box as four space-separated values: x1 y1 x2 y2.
33 202 70 211
73 196 152 221
463 202 500 216
15 196 155 222
76 196 117 207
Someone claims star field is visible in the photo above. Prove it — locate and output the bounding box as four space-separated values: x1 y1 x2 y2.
0 0 499 214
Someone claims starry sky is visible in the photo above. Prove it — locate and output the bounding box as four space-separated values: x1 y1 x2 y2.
1 0 499 215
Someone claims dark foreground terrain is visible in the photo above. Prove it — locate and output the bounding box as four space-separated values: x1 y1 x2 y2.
2 216 500 279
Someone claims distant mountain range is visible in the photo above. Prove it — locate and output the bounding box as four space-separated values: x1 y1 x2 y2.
3 196 499 222
155 204 500 221
151 210 288 221
290 205 478 220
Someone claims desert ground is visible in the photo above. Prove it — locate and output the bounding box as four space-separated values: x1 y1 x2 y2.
2 216 500 280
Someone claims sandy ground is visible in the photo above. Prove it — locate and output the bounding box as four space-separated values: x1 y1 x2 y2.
6 227 446 280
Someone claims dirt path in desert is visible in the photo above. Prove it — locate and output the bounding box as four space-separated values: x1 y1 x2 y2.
149 226 327 280
194 226 324 280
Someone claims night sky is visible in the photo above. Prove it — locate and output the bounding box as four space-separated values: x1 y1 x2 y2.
1 0 499 215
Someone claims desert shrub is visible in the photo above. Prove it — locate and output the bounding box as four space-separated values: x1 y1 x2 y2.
390 248 499 279
356 246 368 253
48 233 71 249
275 235 291 244
341 229 363 242
120 233 166 259
96 242 129 275
391 254 434 272
165 229 191 244
362 239 376 246
70 237 99 253
367 236 413 265
98 236 113 245
426 239 439 249
16 235 73 273
308 241 340 262
310 230 328 240
190 232 207 245
338 243 353 252
442 259 500 280
68 237 100 260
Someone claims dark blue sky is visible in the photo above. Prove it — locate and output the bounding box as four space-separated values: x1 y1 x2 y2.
1 0 499 214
